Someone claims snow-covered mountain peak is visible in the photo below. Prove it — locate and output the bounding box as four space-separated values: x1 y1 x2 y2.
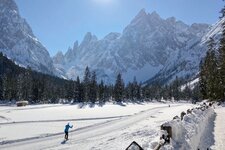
166 17 176 23
84 32 97 41
1 2 219 85
135 8 147 19
0 0 55 74
149 11 160 19
73 41 79 50
53 51 64 64
53 9 211 83
189 23 210 37
79 32 98 48
130 9 149 26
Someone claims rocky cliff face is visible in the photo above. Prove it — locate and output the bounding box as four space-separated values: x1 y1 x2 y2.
2 1 218 84
53 9 210 83
146 17 224 84
0 0 55 74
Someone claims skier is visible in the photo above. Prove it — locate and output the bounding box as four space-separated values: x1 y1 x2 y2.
64 123 73 140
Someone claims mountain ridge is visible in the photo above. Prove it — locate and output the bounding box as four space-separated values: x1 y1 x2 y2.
53 9 210 84
146 17 224 85
0 0 55 75
0 0 220 85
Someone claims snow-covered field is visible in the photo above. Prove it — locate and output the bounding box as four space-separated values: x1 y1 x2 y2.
0 102 201 150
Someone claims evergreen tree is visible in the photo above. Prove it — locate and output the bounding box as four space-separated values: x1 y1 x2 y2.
200 37 220 101
182 86 192 100
136 83 141 100
192 84 201 103
125 82 133 100
206 38 219 100
98 80 105 103
162 85 170 100
74 77 80 102
218 13 225 100
0 53 3 100
0 76 3 100
83 66 91 101
16 73 24 100
199 59 208 99
24 68 33 101
64 80 74 100
77 76 84 102
114 73 124 102
2 75 8 100
90 71 97 103
132 76 138 100
104 84 113 101
172 76 181 100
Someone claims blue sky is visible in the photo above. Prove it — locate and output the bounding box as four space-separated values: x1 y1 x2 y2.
15 0 224 56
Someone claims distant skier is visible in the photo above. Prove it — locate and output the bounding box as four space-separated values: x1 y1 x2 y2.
64 123 73 140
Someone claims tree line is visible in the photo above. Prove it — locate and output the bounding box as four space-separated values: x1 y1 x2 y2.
0 52 199 104
199 8 225 102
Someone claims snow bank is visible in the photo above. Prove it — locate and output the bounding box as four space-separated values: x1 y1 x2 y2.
161 107 215 150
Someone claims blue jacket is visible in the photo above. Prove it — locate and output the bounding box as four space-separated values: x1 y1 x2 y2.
64 124 73 132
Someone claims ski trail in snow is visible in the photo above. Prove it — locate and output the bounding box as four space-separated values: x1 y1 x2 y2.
0 104 65 112
0 115 130 125
0 118 119 145
0 105 180 150
0 116 10 121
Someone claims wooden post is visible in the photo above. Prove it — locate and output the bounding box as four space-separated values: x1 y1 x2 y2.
180 111 186 120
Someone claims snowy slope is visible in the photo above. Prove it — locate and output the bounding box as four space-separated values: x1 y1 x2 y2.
181 78 199 91
147 18 225 84
53 9 209 83
0 103 194 150
0 0 55 74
